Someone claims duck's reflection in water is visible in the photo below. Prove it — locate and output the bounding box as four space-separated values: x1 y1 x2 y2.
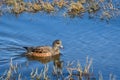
26 54 62 63
26 54 64 79
53 55 63 76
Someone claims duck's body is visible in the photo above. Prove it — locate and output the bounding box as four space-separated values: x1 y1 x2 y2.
24 40 63 57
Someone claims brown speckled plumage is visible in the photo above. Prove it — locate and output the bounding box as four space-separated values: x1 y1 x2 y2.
24 40 63 57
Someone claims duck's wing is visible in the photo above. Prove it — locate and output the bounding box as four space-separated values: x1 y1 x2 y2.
32 46 52 53
23 47 35 52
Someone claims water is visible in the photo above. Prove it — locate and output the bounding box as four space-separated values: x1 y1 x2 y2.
0 12 120 80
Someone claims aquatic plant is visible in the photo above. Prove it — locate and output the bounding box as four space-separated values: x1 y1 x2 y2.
42 1 54 13
65 56 93 80
0 58 19 80
67 1 85 17
0 0 119 20
12 1 25 14
0 56 117 80
98 71 116 80
52 0 68 8
0 5 2 16
99 0 120 21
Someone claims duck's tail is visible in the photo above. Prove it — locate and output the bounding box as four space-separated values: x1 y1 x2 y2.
23 47 34 53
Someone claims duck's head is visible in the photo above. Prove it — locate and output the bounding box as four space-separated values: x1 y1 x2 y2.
52 40 63 50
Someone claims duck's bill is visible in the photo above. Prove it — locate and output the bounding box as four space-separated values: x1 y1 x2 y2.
60 45 63 49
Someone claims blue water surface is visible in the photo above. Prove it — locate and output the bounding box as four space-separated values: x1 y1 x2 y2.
0 12 120 80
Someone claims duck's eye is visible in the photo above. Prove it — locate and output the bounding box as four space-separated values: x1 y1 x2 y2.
56 42 60 44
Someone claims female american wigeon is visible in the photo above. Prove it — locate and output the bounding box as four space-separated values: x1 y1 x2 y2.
24 40 63 57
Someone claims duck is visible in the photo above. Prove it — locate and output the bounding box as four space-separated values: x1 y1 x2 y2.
24 40 63 57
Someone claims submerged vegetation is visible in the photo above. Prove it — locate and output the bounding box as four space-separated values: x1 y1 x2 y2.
0 56 116 80
0 0 120 20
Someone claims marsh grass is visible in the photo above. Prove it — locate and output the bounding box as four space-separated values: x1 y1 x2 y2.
0 0 119 20
0 57 117 80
